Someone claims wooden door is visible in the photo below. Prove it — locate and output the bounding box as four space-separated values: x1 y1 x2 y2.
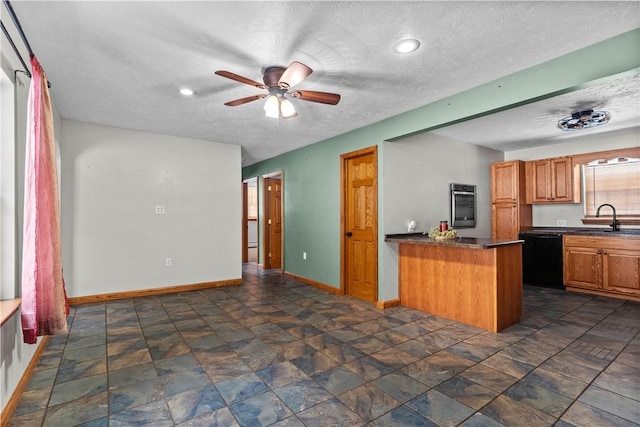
491 161 520 203
603 248 640 296
531 160 552 202
263 175 283 270
564 245 602 289
342 146 377 302
491 203 518 240
550 157 573 202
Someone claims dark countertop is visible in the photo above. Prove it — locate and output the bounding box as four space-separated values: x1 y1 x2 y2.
520 227 640 238
385 233 523 249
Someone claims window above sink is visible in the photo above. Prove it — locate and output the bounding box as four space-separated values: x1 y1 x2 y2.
575 147 640 227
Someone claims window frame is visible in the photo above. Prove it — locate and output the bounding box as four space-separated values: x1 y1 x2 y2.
576 146 640 226
1 67 17 301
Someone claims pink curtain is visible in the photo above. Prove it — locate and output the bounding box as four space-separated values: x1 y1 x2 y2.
21 55 69 344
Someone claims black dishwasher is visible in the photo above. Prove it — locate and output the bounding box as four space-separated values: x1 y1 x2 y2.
518 231 564 289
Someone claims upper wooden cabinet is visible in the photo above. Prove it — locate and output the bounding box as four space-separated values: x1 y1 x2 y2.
490 160 531 240
526 156 580 204
491 160 527 204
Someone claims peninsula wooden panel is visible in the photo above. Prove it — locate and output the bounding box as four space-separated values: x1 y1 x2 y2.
398 242 522 332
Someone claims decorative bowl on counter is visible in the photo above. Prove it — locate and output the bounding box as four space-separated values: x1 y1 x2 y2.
433 235 457 240
425 227 458 240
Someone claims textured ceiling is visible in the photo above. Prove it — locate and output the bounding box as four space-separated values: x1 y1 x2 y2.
431 73 640 151
8 1 640 165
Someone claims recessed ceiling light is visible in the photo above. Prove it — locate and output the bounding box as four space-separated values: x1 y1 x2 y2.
179 88 195 96
393 38 420 54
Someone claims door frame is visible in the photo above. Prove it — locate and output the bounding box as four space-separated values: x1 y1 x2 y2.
340 145 378 300
242 177 259 264
262 171 284 271
242 181 248 263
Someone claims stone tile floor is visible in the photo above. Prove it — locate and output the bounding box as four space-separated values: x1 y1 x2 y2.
8 264 640 426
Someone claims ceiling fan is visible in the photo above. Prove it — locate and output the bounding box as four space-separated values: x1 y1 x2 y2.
215 61 341 119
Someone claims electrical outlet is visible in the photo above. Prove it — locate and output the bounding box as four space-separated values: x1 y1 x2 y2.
557 219 567 227
165 258 172 267
155 205 165 215
303 252 307 260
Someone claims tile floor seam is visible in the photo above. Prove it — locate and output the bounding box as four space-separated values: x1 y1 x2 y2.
551 325 640 425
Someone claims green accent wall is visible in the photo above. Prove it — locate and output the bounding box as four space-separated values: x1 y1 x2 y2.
243 28 640 293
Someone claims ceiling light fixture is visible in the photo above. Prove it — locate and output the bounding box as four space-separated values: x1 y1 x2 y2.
263 89 297 119
264 94 280 118
393 38 420 54
179 88 195 96
557 109 611 131
280 98 297 119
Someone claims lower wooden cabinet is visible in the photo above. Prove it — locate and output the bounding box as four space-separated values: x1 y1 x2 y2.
604 248 640 296
564 245 601 289
564 235 640 299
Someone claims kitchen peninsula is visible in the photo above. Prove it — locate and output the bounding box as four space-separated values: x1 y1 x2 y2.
386 233 524 332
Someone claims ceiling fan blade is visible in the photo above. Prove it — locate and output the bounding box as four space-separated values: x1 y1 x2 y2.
215 71 267 89
278 61 313 89
291 90 341 105
224 94 266 107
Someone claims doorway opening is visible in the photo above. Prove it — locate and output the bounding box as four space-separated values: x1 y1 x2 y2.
242 177 258 264
262 172 284 270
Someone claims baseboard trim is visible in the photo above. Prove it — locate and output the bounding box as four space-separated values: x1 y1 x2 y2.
0 336 50 427
67 278 243 305
284 271 343 295
376 299 401 309
565 286 640 302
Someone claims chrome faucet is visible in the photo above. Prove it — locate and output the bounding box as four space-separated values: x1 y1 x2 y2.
596 204 619 231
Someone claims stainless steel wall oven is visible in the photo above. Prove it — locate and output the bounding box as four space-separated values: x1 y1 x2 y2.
450 183 476 228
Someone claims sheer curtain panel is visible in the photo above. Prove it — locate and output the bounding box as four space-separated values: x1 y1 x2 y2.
21 55 68 344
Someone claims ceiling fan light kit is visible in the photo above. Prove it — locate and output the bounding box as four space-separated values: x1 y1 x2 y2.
280 98 297 118
557 109 611 131
264 94 280 118
215 61 340 119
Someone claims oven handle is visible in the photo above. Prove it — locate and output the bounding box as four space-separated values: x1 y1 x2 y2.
452 191 476 196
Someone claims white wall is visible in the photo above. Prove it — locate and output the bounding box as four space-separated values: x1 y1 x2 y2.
381 133 504 300
505 127 639 227
61 121 242 297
